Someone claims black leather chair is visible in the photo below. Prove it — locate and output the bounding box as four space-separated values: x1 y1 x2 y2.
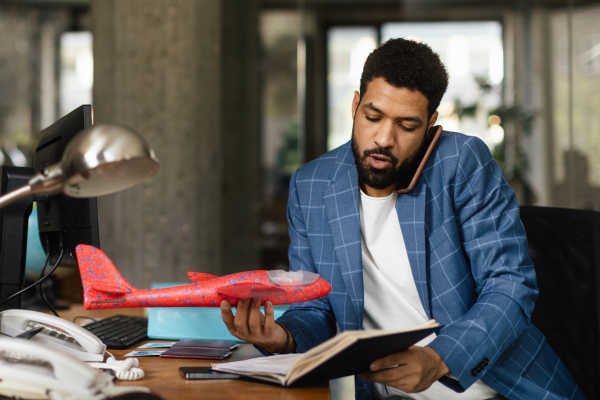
520 206 600 400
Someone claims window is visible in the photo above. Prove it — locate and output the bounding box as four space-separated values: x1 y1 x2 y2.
59 32 93 118
327 21 504 151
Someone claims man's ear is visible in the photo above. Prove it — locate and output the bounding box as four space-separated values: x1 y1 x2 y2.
352 91 360 120
428 111 439 129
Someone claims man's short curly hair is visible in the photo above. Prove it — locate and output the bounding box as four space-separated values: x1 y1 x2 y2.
359 38 449 120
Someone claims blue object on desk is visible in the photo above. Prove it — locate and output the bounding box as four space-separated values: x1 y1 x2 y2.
25 205 49 275
147 283 289 340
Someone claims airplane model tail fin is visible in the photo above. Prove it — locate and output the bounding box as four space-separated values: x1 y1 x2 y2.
75 244 136 309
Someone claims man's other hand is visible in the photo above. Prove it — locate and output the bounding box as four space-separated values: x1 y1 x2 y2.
360 346 450 393
220 298 296 353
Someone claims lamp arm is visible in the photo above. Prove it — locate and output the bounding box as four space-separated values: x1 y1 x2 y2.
0 185 32 210
27 163 64 197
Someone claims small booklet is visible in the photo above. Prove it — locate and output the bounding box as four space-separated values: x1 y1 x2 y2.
172 340 239 350
160 347 232 360
211 320 441 387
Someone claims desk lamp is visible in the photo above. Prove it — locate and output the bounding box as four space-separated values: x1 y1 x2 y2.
0 124 159 311
0 124 159 209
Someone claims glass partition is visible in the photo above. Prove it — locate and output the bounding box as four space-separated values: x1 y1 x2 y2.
327 27 378 150
551 3 600 210
381 22 503 147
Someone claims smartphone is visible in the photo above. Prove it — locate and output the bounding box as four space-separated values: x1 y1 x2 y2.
396 125 443 194
178 367 240 380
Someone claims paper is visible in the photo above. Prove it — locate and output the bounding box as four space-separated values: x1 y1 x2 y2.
137 342 176 349
124 350 166 357
213 354 303 375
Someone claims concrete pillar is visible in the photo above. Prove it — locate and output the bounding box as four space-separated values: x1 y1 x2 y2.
92 0 245 287
525 9 554 207
504 7 556 207
219 0 261 274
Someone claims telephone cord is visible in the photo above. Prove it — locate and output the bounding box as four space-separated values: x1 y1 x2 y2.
47 371 149 400
87 352 144 380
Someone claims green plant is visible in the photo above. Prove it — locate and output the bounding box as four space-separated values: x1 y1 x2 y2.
276 120 301 175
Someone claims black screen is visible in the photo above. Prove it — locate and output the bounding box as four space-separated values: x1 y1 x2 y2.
34 105 100 265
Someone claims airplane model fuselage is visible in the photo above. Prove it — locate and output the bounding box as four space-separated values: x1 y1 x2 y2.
76 245 331 310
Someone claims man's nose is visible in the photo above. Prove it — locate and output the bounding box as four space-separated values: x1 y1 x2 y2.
373 121 395 148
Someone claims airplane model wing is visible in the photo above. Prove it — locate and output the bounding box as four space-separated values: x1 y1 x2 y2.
91 282 132 295
216 284 286 299
187 272 218 283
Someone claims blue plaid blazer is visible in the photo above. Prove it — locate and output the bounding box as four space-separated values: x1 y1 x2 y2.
273 131 584 400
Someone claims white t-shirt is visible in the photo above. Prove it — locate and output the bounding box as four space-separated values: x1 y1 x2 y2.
360 190 498 400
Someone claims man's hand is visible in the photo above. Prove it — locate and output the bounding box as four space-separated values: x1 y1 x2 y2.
360 346 449 393
220 298 296 353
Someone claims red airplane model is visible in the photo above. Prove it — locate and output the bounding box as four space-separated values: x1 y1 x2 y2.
75 245 331 310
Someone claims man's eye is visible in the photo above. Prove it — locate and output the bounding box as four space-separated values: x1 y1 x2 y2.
401 125 417 132
365 116 379 122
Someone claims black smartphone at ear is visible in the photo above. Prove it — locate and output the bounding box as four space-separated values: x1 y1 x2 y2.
396 125 442 194
179 367 240 380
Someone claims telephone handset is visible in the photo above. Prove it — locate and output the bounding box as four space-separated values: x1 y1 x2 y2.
0 309 106 361
396 125 443 194
0 337 149 399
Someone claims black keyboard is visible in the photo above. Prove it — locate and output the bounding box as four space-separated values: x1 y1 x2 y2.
83 315 148 349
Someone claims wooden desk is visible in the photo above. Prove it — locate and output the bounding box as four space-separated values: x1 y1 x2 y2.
56 305 330 400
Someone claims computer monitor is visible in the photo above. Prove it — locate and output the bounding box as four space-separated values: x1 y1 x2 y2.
0 105 99 311
34 105 100 266
0 166 35 311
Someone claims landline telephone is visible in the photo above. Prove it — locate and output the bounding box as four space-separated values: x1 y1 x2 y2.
0 336 149 400
0 309 106 362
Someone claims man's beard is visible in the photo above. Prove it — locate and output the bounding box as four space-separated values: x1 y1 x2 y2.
351 125 432 191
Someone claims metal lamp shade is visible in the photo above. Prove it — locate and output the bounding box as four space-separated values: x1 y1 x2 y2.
60 124 160 198
0 124 159 210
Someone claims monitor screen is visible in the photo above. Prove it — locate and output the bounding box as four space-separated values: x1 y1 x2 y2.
34 105 100 265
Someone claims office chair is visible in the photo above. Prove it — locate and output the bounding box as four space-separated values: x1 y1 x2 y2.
520 206 600 400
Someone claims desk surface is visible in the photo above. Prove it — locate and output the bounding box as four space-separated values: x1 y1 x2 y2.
56 305 329 400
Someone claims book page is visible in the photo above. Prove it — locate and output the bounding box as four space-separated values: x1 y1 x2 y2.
212 353 303 375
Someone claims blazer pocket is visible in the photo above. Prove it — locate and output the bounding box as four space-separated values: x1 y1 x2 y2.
427 217 461 252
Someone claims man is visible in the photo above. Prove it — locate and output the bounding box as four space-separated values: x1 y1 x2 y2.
221 39 583 400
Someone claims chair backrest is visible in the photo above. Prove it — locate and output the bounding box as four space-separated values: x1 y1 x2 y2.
520 206 600 400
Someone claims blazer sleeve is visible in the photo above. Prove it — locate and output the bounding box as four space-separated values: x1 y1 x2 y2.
427 136 539 391
256 170 337 356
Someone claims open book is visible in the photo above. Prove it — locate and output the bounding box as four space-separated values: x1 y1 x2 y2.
211 320 441 387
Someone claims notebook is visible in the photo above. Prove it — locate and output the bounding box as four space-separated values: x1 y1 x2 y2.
212 320 441 387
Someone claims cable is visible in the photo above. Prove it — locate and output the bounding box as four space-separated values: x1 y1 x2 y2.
39 249 65 317
87 352 145 381
0 251 48 309
0 248 64 310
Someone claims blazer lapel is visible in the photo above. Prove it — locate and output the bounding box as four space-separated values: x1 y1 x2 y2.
396 180 431 319
323 144 363 328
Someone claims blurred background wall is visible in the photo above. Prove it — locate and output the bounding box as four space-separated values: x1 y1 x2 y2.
0 0 599 290
92 0 262 287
